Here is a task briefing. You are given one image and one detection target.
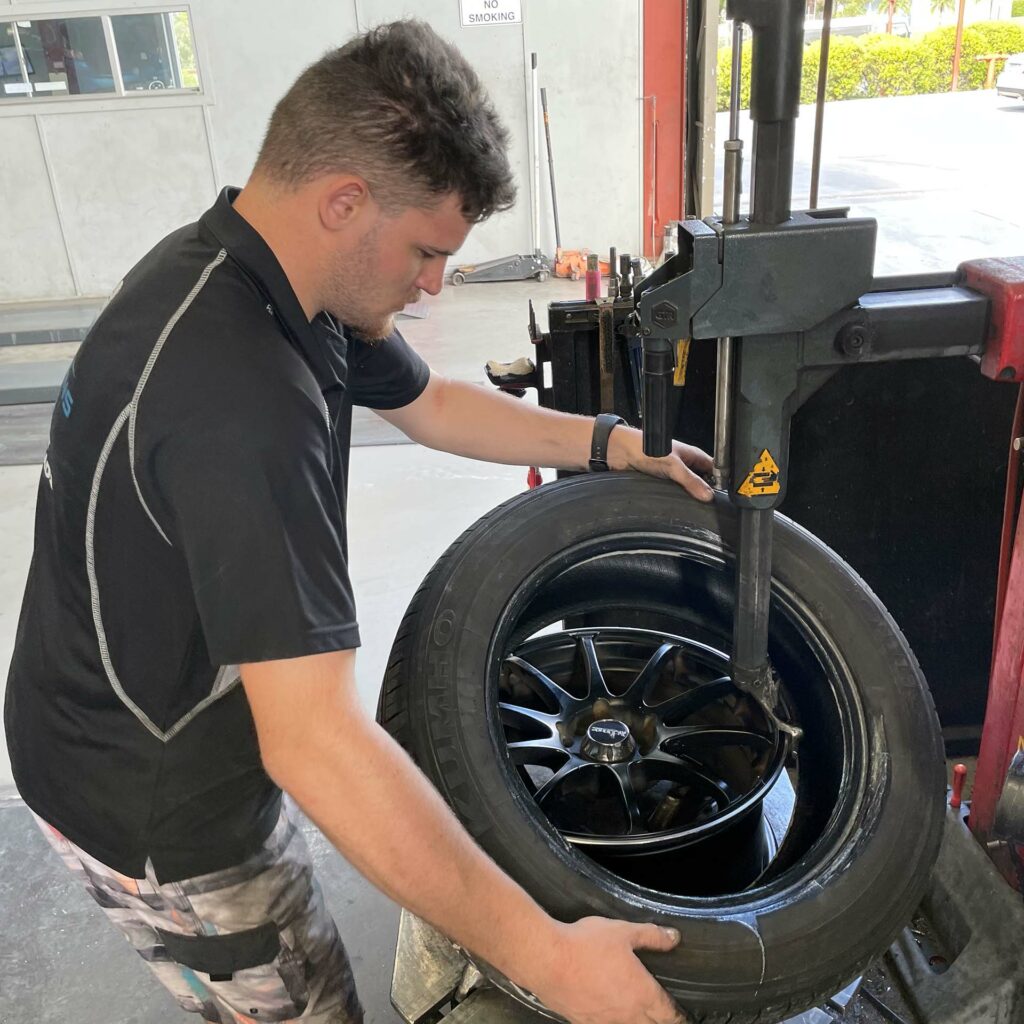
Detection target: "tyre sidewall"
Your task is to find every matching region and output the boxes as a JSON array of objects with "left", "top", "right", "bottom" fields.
[{"left": 392, "top": 476, "right": 945, "bottom": 1012}]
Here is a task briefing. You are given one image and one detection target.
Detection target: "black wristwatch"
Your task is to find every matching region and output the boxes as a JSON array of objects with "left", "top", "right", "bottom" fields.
[{"left": 589, "top": 413, "right": 626, "bottom": 472}]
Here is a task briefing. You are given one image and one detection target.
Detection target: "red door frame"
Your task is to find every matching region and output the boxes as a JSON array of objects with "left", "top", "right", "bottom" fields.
[{"left": 642, "top": 0, "right": 687, "bottom": 260}]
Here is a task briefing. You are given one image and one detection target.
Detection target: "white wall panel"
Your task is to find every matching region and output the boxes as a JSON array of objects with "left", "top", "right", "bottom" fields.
[
  {"left": 2, "top": 0, "right": 641, "bottom": 301},
  {"left": 40, "top": 105, "right": 215, "bottom": 294},
  {"left": 0, "top": 115, "right": 76, "bottom": 300},
  {"left": 198, "top": 0, "right": 360, "bottom": 189},
  {"left": 524, "top": 0, "right": 642, "bottom": 258}
]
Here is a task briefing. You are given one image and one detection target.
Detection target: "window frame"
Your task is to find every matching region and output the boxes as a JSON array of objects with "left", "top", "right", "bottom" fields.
[{"left": 0, "top": 4, "right": 205, "bottom": 110}]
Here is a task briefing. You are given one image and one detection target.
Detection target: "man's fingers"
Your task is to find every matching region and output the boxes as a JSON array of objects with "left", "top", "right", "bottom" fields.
[
  {"left": 643, "top": 984, "right": 690, "bottom": 1024},
  {"left": 674, "top": 441, "right": 713, "bottom": 473},
  {"left": 629, "top": 923, "right": 681, "bottom": 952},
  {"left": 669, "top": 460, "right": 714, "bottom": 502},
  {"left": 647, "top": 1003, "right": 689, "bottom": 1024}
]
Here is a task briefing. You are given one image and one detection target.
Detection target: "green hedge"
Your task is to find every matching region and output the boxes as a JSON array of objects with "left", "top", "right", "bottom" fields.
[
  {"left": 1012, "top": 0, "right": 1024, "bottom": 17},
  {"left": 717, "top": 20, "right": 1024, "bottom": 110}
]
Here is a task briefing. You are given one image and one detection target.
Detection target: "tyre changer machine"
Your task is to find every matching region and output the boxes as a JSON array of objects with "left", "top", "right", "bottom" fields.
[{"left": 391, "top": 0, "right": 1024, "bottom": 1019}]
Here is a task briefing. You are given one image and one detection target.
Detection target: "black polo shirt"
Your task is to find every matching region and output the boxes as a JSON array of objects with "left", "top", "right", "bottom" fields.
[{"left": 4, "top": 187, "right": 430, "bottom": 881}]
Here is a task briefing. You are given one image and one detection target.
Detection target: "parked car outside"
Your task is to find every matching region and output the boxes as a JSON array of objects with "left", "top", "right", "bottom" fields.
[{"left": 996, "top": 53, "right": 1024, "bottom": 100}]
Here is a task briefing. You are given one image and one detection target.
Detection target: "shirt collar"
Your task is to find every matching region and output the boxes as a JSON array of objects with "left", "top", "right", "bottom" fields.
[{"left": 200, "top": 186, "right": 344, "bottom": 392}]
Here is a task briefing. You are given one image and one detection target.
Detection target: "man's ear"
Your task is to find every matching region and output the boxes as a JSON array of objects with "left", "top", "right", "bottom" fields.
[{"left": 319, "top": 176, "right": 372, "bottom": 232}]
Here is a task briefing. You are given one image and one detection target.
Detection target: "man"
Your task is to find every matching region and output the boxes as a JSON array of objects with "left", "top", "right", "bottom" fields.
[{"left": 5, "top": 20, "right": 713, "bottom": 1024}]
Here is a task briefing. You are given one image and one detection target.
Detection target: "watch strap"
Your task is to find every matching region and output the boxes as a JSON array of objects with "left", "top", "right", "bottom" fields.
[{"left": 589, "top": 413, "right": 626, "bottom": 472}]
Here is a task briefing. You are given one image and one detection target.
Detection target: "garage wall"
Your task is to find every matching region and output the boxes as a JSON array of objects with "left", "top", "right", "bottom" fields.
[
  {"left": 0, "top": 115, "right": 76, "bottom": 300},
  {"left": 198, "top": 0, "right": 359, "bottom": 190},
  {"left": 0, "top": 0, "right": 642, "bottom": 304},
  {"left": 40, "top": 106, "right": 216, "bottom": 294}
]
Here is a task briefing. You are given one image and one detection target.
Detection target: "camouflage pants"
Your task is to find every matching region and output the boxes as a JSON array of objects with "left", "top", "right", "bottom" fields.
[{"left": 33, "top": 798, "right": 363, "bottom": 1023}]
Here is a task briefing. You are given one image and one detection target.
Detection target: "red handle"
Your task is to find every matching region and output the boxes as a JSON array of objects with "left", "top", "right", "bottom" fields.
[{"left": 951, "top": 763, "right": 968, "bottom": 809}]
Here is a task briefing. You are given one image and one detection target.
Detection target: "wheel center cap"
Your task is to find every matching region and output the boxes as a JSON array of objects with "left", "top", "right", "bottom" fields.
[{"left": 582, "top": 719, "right": 635, "bottom": 763}]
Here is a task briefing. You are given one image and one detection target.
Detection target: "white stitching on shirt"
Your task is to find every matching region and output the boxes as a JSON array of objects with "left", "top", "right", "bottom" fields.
[
  {"left": 87, "top": 405, "right": 167, "bottom": 741},
  {"left": 127, "top": 249, "right": 228, "bottom": 547},
  {"left": 88, "top": 418, "right": 243, "bottom": 742},
  {"left": 162, "top": 665, "right": 240, "bottom": 741},
  {"left": 88, "top": 249, "right": 246, "bottom": 742}
]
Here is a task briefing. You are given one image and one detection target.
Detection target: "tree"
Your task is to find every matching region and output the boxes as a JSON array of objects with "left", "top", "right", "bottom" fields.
[{"left": 172, "top": 12, "right": 198, "bottom": 89}]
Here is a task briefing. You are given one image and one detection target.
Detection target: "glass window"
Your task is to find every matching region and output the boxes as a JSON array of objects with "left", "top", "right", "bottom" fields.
[
  {"left": 1, "top": 22, "right": 31, "bottom": 101},
  {"left": 0, "top": 11, "right": 201, "bottom": 103},
  {"left": 111, "top": 11, "right": 199, "bottom": 92},
  {"left": 17, "top": 17, "right": 115, "bottom": 96}
]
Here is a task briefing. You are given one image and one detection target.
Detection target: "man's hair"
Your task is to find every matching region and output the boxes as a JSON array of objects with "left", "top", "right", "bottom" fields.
[{"left": 255, "top": 20, "right": 516, "bottom": 222}]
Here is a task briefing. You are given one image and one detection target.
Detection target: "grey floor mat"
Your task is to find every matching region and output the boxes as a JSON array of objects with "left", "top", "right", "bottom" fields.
[
  {"left": 0, "top": 403, "right": 410, "bottom": 467},
  {"left": 0, "top": 405, "right": 52, "bottom": 467}
]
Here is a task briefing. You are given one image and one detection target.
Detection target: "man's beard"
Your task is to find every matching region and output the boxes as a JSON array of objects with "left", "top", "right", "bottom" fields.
[
  {"left": 349, "top": 316, "right": 395, "bottom": 345},
  {"left": 322, "top": 226, "right": 397, "bottom": 342}
]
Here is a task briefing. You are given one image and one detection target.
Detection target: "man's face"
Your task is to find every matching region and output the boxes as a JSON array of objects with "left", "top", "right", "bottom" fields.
[{"left": 322, "top": 192, "right": 472, "bottom": 340}]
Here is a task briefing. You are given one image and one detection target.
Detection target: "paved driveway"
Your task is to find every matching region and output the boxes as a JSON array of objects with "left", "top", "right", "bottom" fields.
[{"left": 715, "top": 89, "right": 1024, "bottom": 273}]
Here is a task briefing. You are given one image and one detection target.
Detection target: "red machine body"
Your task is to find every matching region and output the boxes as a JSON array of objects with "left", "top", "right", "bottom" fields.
[
  {"left": 962, "top": 257, "right": 1024, "bottom": 886},
  {"left": 960, "top": 256, "right": 1024, "bottom": 383},
  {"left": 970, "top": 387, "right": 1024, "bottom": 844}
]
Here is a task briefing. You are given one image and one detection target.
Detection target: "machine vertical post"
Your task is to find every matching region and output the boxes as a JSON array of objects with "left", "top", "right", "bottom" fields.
[{"left": 723, "top": 0, "right": 806, "bottom": 702}]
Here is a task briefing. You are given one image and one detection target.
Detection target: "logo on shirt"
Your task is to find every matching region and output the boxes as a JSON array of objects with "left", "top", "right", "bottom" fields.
[{"left": 59, "top": 359, "right": 77, "bottom": 419}]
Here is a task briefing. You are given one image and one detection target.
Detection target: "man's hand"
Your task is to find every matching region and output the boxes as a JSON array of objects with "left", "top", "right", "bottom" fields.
[
  {"left": 529, "top": 918, "right": 688, "bottom": 1024},
  {"left": 608, "top": 425, "right": 714, "bottom": 502},
  {"left": 243, "top": 652, "right": 688, "bottom": 1024}
]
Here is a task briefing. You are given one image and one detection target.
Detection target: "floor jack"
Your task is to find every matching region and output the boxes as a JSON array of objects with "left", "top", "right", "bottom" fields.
[
  {"left": 450, "top": 53, "right": 552, "bottom": 287},
  {"left": 394, "top": 0, "right": 1024, "bottom": 1018}
]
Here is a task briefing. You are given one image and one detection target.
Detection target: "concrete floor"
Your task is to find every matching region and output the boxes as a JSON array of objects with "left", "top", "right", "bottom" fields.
[
  {"left": 0, "top": 803, "right": 406, "bottom": 1024},
  {"left": 1, "top": 89, "right": 1022, "bottom": 1024}
]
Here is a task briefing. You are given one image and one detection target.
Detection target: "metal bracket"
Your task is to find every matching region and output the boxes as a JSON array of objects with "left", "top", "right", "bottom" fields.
[{"left": 888, "top": 806, "right": 1024, "bottom": 1024}]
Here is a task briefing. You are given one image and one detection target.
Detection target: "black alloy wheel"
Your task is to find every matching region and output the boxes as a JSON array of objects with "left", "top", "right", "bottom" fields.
[{"left": 378, "top": 475, "right": 946, "bottom": 1024}]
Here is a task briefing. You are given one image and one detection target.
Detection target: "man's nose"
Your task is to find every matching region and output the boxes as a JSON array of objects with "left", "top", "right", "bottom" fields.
[{"left": 415, "top": 260, "right": 446, "bottom": 296}]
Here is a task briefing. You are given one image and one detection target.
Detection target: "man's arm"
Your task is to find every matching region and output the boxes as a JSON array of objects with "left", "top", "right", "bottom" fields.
[
  {"left": 376, "top": 371, "right": 714, "bottom": 502},
  {"left": 242, "top": 649, "right": 687, "bottom": 1024}
]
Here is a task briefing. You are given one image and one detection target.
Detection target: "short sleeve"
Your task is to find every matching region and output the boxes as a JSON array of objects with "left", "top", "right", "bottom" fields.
[
  {"left": 348, "top": 327, "right": 430, "bottom": 410},
  {"left": 151, "top": 386, "right": 360, "bottom": 665}
]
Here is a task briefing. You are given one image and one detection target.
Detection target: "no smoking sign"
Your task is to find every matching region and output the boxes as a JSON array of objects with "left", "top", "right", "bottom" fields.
[{"left": 460, "top": 0, "right": 522, "bottom": 27}]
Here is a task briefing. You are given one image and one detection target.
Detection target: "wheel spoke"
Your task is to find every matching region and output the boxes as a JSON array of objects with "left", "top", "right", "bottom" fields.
[
  {"left": 576, "top": 634, "right": 611, "bottom": 699},
  {"left": 604, "top": 762, "right": 646, "bottom": 832},
  {"left": 659, "top": 726, "right": 773, "bottom": 753},
  {"left": 505, "top": 656, "right": 576, "bottom": 714},
  {"left": 647, "top": 676, "right": 734, "bottom": 721},
  {"left": 623, "top": 643, "right": 679, "bottom": 705},
  {"left": 498, "top": 701, "right": 562, "bottom": 734},
  {"left": 642, "top": 748, "right": 735, "bottom": 804},
  {"left": 533, "top": 758, "right": 593, "bottom": 806},
  {"left": 506, "top": 738, "right": 569, "bottom": 766}
]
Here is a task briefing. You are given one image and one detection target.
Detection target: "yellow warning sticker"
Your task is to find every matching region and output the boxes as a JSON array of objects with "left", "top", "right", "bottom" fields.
[
  {"left": 674, "top": 339, "right": 691, "bottom": 386},
  {"left": 738, "top": 449, "right": 782, "bottom": 497}
]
